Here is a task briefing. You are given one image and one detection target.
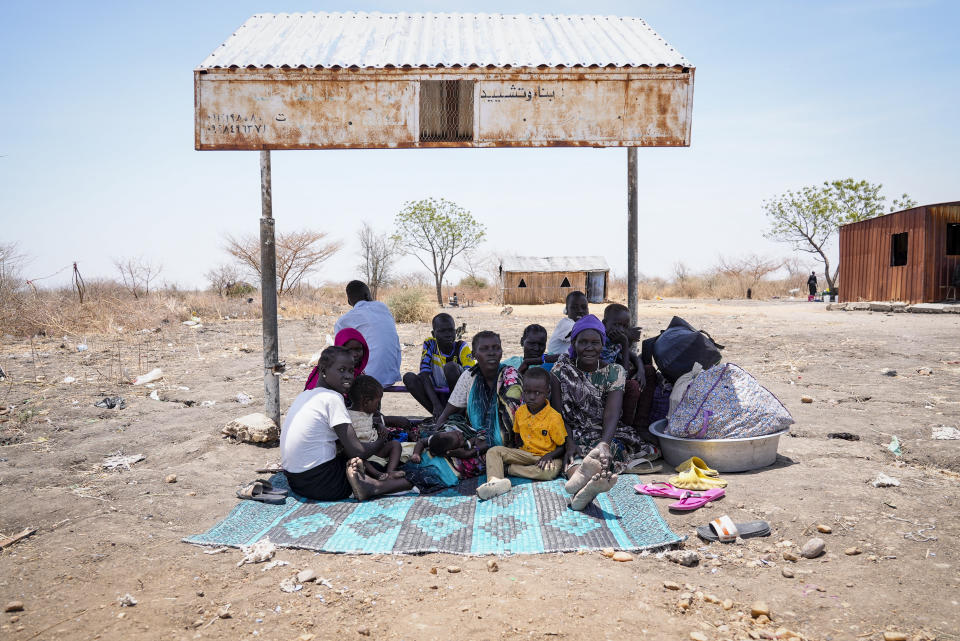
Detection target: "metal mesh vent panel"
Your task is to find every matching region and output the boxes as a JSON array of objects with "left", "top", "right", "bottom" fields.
[{"left": 419, "top": 80, "right": 474, "bottom": 142}]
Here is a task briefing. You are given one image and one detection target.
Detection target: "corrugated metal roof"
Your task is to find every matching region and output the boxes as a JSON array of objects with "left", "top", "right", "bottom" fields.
[
  {"left": 501, "top": 256, "right": 610, "bottom": 273},
  {"left": 198, "top": 12, "right": 692, "bottom": 70}
]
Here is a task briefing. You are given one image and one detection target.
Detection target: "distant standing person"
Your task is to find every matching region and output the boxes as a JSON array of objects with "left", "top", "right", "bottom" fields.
[
  {"left": 335, "top": 281, "right": 402, "bottom": 386},
  {"left": 807, "top": 272, "right": 818, "bottom": 298}
]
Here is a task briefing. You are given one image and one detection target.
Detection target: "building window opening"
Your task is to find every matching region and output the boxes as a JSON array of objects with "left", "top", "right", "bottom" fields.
[
  {"left": 890, "top": 232, "right": 909, "bottom": 266},
  {"left": 947, "top": 223, "right": 960, "bottom": 255},
  {"left": 419, "top": 80, "right": 474, "bottom": 142},
  {"left": 518, "top": 279, "right": 527, "bottom": 288},
  {"left": 560, "top": 277, "right": 571, "bottom": 287}
]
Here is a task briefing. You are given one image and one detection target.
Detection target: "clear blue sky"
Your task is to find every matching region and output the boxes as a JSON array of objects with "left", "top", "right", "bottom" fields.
[{"left": 2, "top": 0, "right": 957, "bottom": 289}]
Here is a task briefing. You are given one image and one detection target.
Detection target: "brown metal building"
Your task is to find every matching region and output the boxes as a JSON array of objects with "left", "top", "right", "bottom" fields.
[
  {"left": 501, "top": 256, "right": 609, "bottom": 305},
  {"left": 838, "top": 202, "right": 960, "bottom": 304}
]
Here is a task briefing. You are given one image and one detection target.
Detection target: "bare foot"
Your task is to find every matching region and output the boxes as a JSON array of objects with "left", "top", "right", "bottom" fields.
[
  {"left": 570, "top": 470, "right": 618, "bottom": 511},
  {"left": 387, "top": 470, "right": 406, "bottom": 479},
  {"left": 345, "top": 458, "right": 376, "bottom": 502},
  {"left": 477, "top": 477, "right": 512, "bottom": 500},
  {"left": 565, "top": 448, "right": 605, "bottom": 495}
]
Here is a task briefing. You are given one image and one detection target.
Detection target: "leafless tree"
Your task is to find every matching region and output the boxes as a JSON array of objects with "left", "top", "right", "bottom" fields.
[
  {"left": 205, "top": 263, "right": 241, "bottom": 297},
  {"left": 113, "top": 256, "right": 162, "bottom": 299},
  {"left": 672, "top": 261, "right": 692, "bottom": 296},
  {"left": 716, "top": 254, "right": 784, "bottom": 293},
  {"left": 0, "top": 242, "right": 28, "bottom": 300},
  {"left": 357, "top": 222, "right": 400, "bottom": 300},
  {"left": 224, "top": 229, "right": 342, "bottom": 297}
]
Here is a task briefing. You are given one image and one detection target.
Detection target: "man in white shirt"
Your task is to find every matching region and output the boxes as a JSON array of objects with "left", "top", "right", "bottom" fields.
[{"left": 334, "top": 281, "right": 402, "bottom": 386}]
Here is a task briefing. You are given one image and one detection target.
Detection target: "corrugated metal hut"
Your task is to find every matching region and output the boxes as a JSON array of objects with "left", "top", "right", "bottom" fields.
[
  {"left": 839, "top": 202, "right": 960, "bottom": 304},
  {"left": 195, "top": 12, "right": 694, "bottom": 150},
  {"left": 501, "top": 256, "right": 609, "bottom": 304}
]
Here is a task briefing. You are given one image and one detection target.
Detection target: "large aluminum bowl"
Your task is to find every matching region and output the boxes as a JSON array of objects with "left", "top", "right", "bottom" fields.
[{"left": 649, "top": 419, "right": 788, "bottom": 473}]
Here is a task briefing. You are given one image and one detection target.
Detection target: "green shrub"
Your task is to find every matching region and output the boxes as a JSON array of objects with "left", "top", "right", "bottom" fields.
[
  {"left": 458, "top": 275, "right": 487, "bottom": 289},
  {"left": 387, "top": 290, "right": 432, "bottom": 323},
  {"left": 226, "top": 281, "right": 257, "bottom": 298}
]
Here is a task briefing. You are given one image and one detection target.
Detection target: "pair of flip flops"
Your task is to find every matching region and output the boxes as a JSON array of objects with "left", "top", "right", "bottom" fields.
[
  {"left": 237, "top": 479, "right": 288, "bottom": 504},
  {"left": 669, "top": 456, "right": 728, "bottom": 490},
  {"left": 697, "top": 514, "right": 771, "bottom": 542},
  {"left": 634, "top": 481, "right": 725, "bottom": 511}
]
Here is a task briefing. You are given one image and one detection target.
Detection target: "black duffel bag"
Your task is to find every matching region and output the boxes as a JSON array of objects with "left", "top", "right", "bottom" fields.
[{"left": 648, "top": 316, "right": 724, "bottom": 383}]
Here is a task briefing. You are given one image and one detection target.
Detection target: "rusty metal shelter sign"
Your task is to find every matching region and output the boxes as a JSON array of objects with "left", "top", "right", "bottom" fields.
[{"left": 194, "top": 13, "right": 695, "bottom": 150}]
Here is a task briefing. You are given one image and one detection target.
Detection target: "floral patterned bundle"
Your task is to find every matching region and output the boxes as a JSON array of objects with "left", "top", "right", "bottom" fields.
[{"left": 667, "top": 363, "right": 793, "bottom": 439}]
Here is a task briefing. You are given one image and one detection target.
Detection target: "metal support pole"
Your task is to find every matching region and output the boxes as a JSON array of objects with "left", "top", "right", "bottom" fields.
[
  {"left": 627, "top": 147, "right": 639, "bottom": 327},
  {"left": 259, "top": 150, "right": 281, "bottom": 428}
]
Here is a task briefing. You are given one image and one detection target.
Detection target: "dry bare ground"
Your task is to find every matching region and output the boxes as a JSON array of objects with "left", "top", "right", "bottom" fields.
[{"left": 1, "top": 300, "right": 958, "bottom": 641}]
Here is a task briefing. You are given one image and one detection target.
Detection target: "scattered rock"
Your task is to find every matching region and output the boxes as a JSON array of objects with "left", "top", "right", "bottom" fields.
[
  {"left": 486, "top": 560, "right": 499, "bottom": 572},
  {"left": 299, "top": 634, "right": 316, "bottom": 641},
  {"left": 187, "top": 491, "right": 197, "bottom": 497},
  {"left": 880, "top": 368, "right": 897, "bottom": 377},
  {"left": 600, "top": 548, "right": 615, "bottom": 558},
  {"left": 750, "top": 601, "right": 770, "bottom": 618},
  {"left": 883, "top": 632, "right": 907, "bottom": 641},
  {"left": 9, "top": 615, "right": 19, "bottom": 622},
  {"left": 690, "top": 631, "right": 708, "bottom": 641},
  {"left": 800, "top": 396, "right": 813, "bottom": 403},
  {"left": 756, "top": 614, "right": 771, "bottom": 625},
  {"left": 665, "top": 550, "right": 701, "bottom": 567},
  {"left": 782, "top": 551, "right": 799, "bottom": 562},
  {"left": 844, "top": 547, "right": 862, "bottom": 556},
  {"left": 428, "top": 567, "right": 438, "bottom": 575},
  {"left": 297, "top": 569, "right": 317, "bottom": 583},
  {"left": 722, "top": 599, "right": 734, "bottom": 610},
  {"left": 165, "top": 474, "right": 177, "bottom": 484},
  {"left": 801, "top": 538, "right": 825, "bottom": 559},
  {"left": 816, "top": 524, "right": 832, "bottom": 534},
  {"left": 664, "top": 581, "right": 682, "bottom": 591},
  {"left": 217, "top": 605, "right": 231, "bottom": 619},
  {"left": 5, "top": 601, "right": 24, "bottom": 612},
  {"left": 781, "top": 567, "right": 795, "bottom": 578},
  {"left": 677, "top": 598, "right": 691, "bottom": 611},
  {"left": 237, "top": 538, "right": 276, "bottom": 566},
  {"left": 446, "top": 565, "right": 462, "bottom": 573},
  {"left": 916, "top": 367, "right": 933, "bottom": 376},
  {"left": 133, "top": 368, "right": 163, "bottom": 385},
  {"left": 357, "top": 627, "right": 371, "bottom": 637},
  {"left": 703, "top": 593, "right": 720, "bottom": 604},
  {"left": 871, "top": 473, "right": 900, "bottom": 488},
  {"left": 222, "top": 413, "right": 279, "bottom": 444},
  {"left": 612, "top": 551, "right": 634, "bottom": 562},
  {"left": 279, "top": 578, "right": 302, "bottom": 593},
  {"left": 118, "top": 594, "right": 137, "bottom": 607}
]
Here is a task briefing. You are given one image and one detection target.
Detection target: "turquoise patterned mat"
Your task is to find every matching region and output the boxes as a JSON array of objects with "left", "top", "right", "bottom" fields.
[{"left": 184, "top": 474, "right": 682, "bottom": 555}]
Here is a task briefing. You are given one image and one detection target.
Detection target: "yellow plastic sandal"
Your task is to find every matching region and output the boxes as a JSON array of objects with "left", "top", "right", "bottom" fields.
[
  {"left": 669, "top": 466, "right": 727, "bottom": 490},
  {"left": 674, "top": 456, "right": 719, "bottom": 477}
]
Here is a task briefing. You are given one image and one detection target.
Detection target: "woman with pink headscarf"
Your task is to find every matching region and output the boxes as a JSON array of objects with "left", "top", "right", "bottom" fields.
[{"left": 305, "top": 328, "right": 369, "bottom": 391}]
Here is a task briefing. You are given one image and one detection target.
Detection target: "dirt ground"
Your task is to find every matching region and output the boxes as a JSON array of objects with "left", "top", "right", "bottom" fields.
[{"left": 1, "top": 299, "right": 958, "bottom": 641}]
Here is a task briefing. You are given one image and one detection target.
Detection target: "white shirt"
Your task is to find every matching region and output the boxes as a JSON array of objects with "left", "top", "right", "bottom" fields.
[
  {"left": 334, "top": 300, "right": 402, "bottom": 386},
  {"left": 447, "top": 369, "right": 478, "bottom": 408},
  {"left": 547, "top": 317, "right": 575, "bottom": 355},
  {"left": 280, "top": 387, "right": 352, "bottom": 473}
]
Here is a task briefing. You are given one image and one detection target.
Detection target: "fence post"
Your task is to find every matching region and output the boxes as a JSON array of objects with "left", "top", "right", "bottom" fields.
[{"left": 259, "top": 150, "right": 281, "bottom": 428}]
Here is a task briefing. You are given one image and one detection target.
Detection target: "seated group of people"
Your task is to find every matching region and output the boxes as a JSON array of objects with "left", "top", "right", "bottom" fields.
[{"left": 280, "top": 280, "right": 657, "bottom": 512}]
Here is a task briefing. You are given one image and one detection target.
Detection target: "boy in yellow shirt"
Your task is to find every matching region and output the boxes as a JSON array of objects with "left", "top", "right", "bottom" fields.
[{"left": 477, "top": 367, "right": 567, "bottom": 500}]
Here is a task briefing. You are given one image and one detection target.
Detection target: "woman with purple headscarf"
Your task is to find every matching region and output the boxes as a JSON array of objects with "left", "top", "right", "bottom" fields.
[{"left": 549, "top": 314, "right": 647, "bottom": 509}]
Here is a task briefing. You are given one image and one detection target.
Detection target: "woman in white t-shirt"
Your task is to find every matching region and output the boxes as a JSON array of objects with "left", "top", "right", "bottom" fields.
[{"left": 281, "top": 346, "right": 412, "bottom": 501}]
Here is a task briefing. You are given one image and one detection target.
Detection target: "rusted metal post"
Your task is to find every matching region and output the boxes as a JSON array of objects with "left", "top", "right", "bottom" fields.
[
  {"left": 259, "top": 150, "right": 281, "bottom": 428},
  {"left": 627, "top": 147, "right": 639, "bottom": 326}
]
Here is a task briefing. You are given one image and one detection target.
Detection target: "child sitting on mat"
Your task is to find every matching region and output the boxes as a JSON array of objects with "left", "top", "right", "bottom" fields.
[
  {"left": 347, "top": 375, "right": 409, "bottom": 480},
  {"left": 476, "top": 367, "right": 567, "bottom": 500},
  {"left": 402, "top": 313, "right": 476, "bottom": 418},
  {"left": 502, "top": 323, "right": 553, "bottom": 374}
]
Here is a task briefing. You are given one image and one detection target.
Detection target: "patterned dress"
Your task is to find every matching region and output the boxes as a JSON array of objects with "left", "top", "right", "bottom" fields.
[{"left": 552, "top": 354, "right": 648, "bottom": 467}]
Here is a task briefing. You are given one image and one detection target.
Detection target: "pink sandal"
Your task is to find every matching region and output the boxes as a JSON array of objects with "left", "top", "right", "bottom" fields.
[
  {"left": 634, "top": 482, "right": 686, "bottom": 498},
  {"left": 635, "top": 482, "right": 725, "bottom": 511},
  {"left": 667, "top": 488, "right": 725, "bottom": 511}
]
